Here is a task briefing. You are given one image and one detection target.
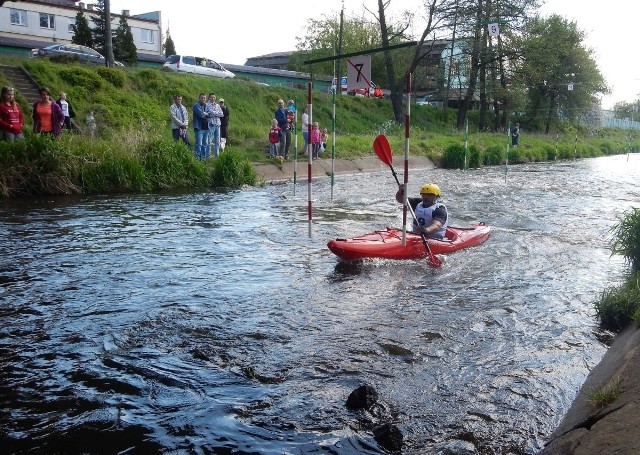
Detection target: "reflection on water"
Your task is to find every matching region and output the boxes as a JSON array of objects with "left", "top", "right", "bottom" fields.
[{"left": 1, "top": 155, "right": 639, "bottom": 454}]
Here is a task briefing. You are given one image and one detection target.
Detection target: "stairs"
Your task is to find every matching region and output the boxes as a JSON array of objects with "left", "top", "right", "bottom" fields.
[
  {"left": 0, "top": 64, "right": 82, "bottom": 133},
  {"left": 0, "top": 64, "right": 41, "bottom": 104}
]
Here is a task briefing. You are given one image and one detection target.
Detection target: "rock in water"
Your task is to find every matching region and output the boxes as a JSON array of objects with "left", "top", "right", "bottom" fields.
[
  {"left": 373, "top": 423, "right": 403, "bottom": 453},
  {"left": 346, "top": 384, "right": 379, "bottom": 409}
]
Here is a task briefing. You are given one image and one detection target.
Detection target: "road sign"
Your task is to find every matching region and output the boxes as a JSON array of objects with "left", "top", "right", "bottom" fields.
[{"left": 346, "top": 55, "right": 372, "bottom": 91}]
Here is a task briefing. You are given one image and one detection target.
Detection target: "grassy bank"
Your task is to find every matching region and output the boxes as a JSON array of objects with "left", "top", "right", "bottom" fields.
[{"left": 1, "top": 57, "right": 639, "bottom": 197}]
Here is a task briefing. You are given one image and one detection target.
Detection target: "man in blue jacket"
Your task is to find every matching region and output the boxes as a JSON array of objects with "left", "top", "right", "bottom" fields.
[{"left": 192, "top": 93, "right": 210, "bottom": 160}]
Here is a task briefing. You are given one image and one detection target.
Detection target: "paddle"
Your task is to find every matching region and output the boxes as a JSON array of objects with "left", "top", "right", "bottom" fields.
[{"left": 373, "top": 134, "right": 442, "bottom": 267}]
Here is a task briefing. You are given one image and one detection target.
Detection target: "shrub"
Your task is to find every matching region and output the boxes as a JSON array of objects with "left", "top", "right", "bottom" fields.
[
  {"left": 483, "top": 145, "right": 503, "bottom": 165},
  {"left": 58, "top": 67, "right": 104, "bottom": 89},
  {"left": 441, "top": 143, "right": 465, "bottom": 169},
  {"left": 542, "top": 145, "right": 557, "bottom": 161},
  {"left": 468, "top": 144, "right": 481, "bottom": 168},
  {"left": 139, "top": 138, "right": 209, "bottom": 189},
  {"left": 96, "top": 67, "right": 126, "bottom": 88},
  {"left": 212, "top": 149, "right": 257, "bottom": 187}
]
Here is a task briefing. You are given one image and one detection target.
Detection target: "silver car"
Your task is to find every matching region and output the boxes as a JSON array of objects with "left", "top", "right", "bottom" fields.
[
  {"left": 163, "top": 55, "right": 235, "bottom": 79},
  {"left": 30, "top": 43, "right": 124, "bottom": 67}
]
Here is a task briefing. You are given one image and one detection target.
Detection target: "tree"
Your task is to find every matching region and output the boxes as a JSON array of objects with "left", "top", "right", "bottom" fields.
[
  {"left": 90, "top": 0, "right": 108, "bottom": 56},
  {"left": 71, "top": 10, "right": 93, "bottom": 47},
  {"left": 90, "top": 0, "right": 115, "bottom": 66},
  {"left": 520, "top": 14, "right": 608, "bottom": 133},
  {"left": 292, "top": 12, "right": 383, "bottom": 78},
  {"left": 113, "top": 14, "right": 137, "bottom": 65},
  {"left": 163, "top": 29, "right": 176, "bottom": 57}
]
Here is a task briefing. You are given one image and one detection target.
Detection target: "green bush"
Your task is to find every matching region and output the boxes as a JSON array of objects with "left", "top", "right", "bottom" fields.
[
  {"left": 468, "top": 144, "right": 481, "bottom": 168},
  {"left": 58, "top": 67, "right": 104, "bottom": 89},
  {"left": 212, "top": 149, "right": 257, "bottom": 187},
  {"left": 542, "top": 145, "right": 557, "bottom": 161},
  {"left": 483, "top": 145, "right": 503, "bottom": 165},
  {"left": 96, "top": 67, "right": 126, "bottom": 88},
  {"left": 441, "top": 143, "right": 465, "bottom": 169}
]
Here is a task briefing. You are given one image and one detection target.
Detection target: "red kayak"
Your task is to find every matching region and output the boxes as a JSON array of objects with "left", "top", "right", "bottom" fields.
[{"left": 327, "top": 223, "right": 491, "bottom": 261}]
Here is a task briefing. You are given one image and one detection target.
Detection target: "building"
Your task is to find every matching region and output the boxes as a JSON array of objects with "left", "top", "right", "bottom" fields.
[
  {"left": 0, "top": 0, "right": 164, "bottom": 66},
  {"left": 244, "top": 51, "right": 293, "bottom": 71}
]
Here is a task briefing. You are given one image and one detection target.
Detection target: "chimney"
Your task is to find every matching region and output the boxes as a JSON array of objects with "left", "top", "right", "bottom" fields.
[
  {"left": 78, "top": 2, "right": 85, "bottom": 9},
  {"left": 122, "top": 10, "right": 129, "bottom": 16}
]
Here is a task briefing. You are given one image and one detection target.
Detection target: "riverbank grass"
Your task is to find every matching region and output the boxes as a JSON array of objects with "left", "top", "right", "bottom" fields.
[
  {"left": 595, "top": 208, "right": 640, "bottom": 332},
  {"left": 587, "top": 378, "right": 623, "bottom": 408}
]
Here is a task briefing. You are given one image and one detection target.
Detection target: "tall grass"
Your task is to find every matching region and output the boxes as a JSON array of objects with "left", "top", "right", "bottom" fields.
[{"left": 594, "top": 208, "right": 640, "bottom": 331}]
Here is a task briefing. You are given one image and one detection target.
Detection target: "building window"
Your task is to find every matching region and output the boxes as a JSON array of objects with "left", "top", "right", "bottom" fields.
[
  {"left": 68, "top": 21, "right": 75, "bottom": 33},
  {"left": 10, "top": 9, "right": 27, "bottom": 26},
  {"left": 40, "top": 13, "right": 55, "bottom": 30},
  {"left": 141, "top": 29, "right": 154, "bottom": 44}
]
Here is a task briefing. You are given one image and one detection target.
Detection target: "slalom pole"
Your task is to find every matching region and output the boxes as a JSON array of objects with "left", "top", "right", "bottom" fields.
[
  {"left": 505, "top": 121, "right": 510, "bottom": 183},
  {"left": 307, "top": 79, "right": 313, "bottom": 237},
  {"left": 402, "top": 72, "right": 412, "bottom": 245},
  {"left": 464, "top": 117, "right": 469, "bottom": 170},
  {"left": 330, "top": 83, "right": 336, "bottom": 201},
  {"left": 293, "top": 98, "right": 298, "bottom": 196},
  {"left": 574, "top": 132, "right": 577, "bottom": 160},
  {"left": 555, "top": 133, "right": 559, "bottom": 161}
]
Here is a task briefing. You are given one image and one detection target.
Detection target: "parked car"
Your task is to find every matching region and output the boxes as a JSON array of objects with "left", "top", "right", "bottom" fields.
[
  {"left": 163, "top": 55, "right": 235, "bottom": 79},
  {"left": 415, "top": 95, "right": 430, "bottom": 106},
  {"left": 30, "top": 43, "right": 124, "bottom": 66}
]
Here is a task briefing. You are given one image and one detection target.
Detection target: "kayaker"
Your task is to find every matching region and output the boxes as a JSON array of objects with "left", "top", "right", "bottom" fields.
[{"left": 396, "top": 183, "right": 448, "bottom": 239}]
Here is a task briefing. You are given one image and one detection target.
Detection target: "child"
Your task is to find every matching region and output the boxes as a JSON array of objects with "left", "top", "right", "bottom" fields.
[
  {"left": 268, "top": 119, "right": 281, "bottom": 158},
  {"left": 86, "top": 110, "right": 96, "bottom": 139},
  {"left": 320, "top": 127, "right": 328, "bottom": 154},
  {"left": 311, "top": 122, "right": 321, "bottom": 159}
]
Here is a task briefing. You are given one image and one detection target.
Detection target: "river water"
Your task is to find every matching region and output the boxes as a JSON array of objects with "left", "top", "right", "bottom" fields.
[{"left": 1, "top": 154, "right": 639, "bottom": 454}]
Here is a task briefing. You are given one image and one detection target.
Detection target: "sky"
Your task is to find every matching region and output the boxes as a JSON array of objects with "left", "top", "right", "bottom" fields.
[{"left": 111, "top": 0, "right": 638, "bottom": 109}]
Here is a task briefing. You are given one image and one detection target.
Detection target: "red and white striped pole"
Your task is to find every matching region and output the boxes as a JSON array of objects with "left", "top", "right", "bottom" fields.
[
  {"left": 402, "top": 73, "right": 412, "bottom": 245},
  {"left": 307, "top": 79, "right": 313, "bottom": 237}
]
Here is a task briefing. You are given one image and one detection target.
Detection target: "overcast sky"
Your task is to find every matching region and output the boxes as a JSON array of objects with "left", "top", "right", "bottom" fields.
[{"left": 111, "top": 0, "right": 638, "bottom": 109}]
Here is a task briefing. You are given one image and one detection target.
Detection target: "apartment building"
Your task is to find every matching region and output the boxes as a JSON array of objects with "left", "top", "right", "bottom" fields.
[{"left": 0, "top": 0, "right": 164, "bottom": 65}]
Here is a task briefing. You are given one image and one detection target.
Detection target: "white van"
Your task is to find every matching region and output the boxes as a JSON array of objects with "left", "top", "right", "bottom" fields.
[{"left": 163, "top": 55, "right": 235, "bottom": 79}]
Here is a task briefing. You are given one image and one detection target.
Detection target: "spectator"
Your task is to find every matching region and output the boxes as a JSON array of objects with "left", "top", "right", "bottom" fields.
[
  {"left": 56, "top": 92, "right": 76, "bottom": 131},
  {"left": 0, "top": 86, "right": 24, "bottom": 142},
  {"left": 511, "top": 123, "right": 520, "bottom": 147},
  {"left": 32, "top": 86, "right": 64, "bottom": 137},
  {"left": 268, "top": 119, "right": 281, "bottom": 159},
  {"left": 321, "top": 127, "right": 328, "bottom": 154},
  {"left": 192, "top": 93, "right": 210, "bottom": 160},
  {"left": 219, "top": 98, "right": 230, "bottom": 150},
  {"left": 274, "top": 99, "right": 288, "bottom": 157},
  {"left": 301, "top": 105, "right": 309, "bottom": 155},
  {"left": 311, "top": 122, "right": 322, "bottom": 159},
  {"left": 206, "top": 93, "right": 224, "bottom": 158},
  {"left": 86, "top": 110, "right": 97, "bottom": 139},
  {"left": 169, "top": 94, "right": 190, "bottom": 146},
  {"left": 284, "top": 99, "right": 296, "bottom": 158}
]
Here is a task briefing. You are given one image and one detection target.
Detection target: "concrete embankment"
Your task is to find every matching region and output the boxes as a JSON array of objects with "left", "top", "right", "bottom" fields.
[
  {"left": 540, "top": 325, "right": 640, "bottom": 454},
  {"left": 252, "top": 155, "right": 436, "bottom": 183}
]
